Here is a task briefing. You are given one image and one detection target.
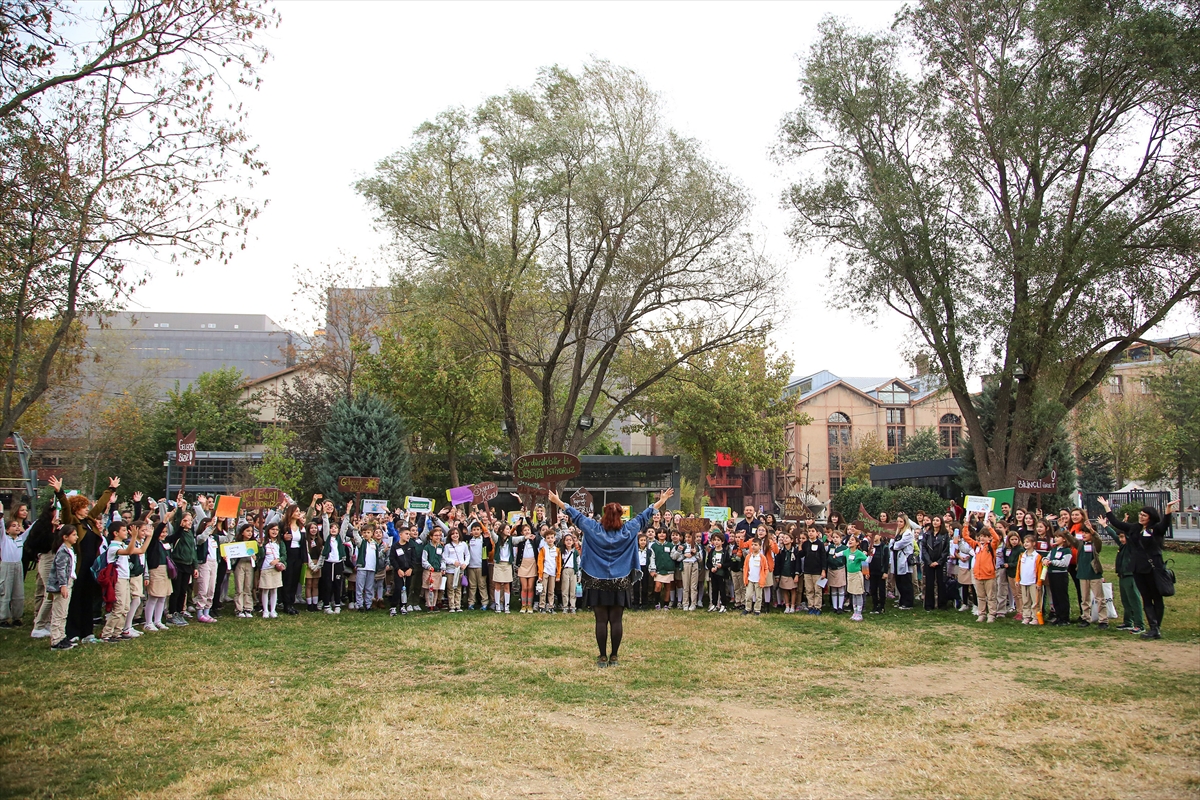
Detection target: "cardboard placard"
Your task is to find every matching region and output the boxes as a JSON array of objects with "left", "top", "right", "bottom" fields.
[
  {"left": 621, "top": 505, "right": 631, "bottom": 521},
  {"left": 570, "top": 488, "right": 594, "bottom": 514},
  {"left": 219, "top": 541, "right": 260, "bottom": 560},
  {"left": 678, "top": 518, "right": 710, "bottom": 534},
  {"left": 337, "top": 476, "right": 381, "bottom": 494},
  {"left": 236, "top": 487, "right": 283, "bottom": 511},
  {"left": 405, "top": 496, "right": 434, "bottom": 514},
  {"left": 446, "top": 485, "right": 475, "bottom": 505},
  {"left": 176, "top": 428, "right": 198, "bottom": 466},
  {"left": 214, "top": 495, "right": 241, "bottom": 519},
  {"left": 361, "top": 499, "right": 388, "bottom": 515},
  {"left": 472, "top": 482, "right": 499, "bottom": 503},
  {"left": 507, "top": 511, "right": 525, "bottom": 526},
  {"left": 1016, "top": 470, "right": 1058, "bottom": 493},
  {"left": 702, "top": 506, "right": 731, "bottom": 522},
  {"left": 964, "top": 495, "right": 996, "bottom": 514}
]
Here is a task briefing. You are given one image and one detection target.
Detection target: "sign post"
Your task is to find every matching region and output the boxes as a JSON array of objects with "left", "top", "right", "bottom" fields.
[{"left": 1016, "top": 470, "right": 1059, "bottom": 512}]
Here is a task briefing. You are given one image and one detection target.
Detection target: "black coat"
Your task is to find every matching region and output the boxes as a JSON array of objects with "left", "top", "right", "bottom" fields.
[
  {"left": 1105, "top": 511, "right": 1171, "bottom": 574},
  {"left": 921, "top": 529, "right": 949, "bottom": 567}
]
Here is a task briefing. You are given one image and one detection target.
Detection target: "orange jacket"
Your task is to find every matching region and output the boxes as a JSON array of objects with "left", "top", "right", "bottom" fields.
[
  {"left": 739, "top": 537, "right": 779, "bottom": 574},
  {"left": 1016, "top": 550, "right": 1044, "bottom": 587},
  {"left": 742, "top": 548, "right": 771, "bottom": 586},
  {"left": 962, "top": 528, "right": 1001, "bottom": 581},
  {"left": 536, "top": 545, "right": 561, "bottom": 577}
]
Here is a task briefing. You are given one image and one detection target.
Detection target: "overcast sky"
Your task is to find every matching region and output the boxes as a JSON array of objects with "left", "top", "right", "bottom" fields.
[{"left": 131, "top": 1, "right": 946, "bottom": 380}]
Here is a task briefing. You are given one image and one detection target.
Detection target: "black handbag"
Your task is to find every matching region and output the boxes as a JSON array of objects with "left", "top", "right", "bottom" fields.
[{"left": 1153, "top": 559, "right": 1176, "bottom": 597}]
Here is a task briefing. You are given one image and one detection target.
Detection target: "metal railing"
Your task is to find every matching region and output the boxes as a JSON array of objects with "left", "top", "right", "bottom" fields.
[{"left": 1083, "top": 490, "right": 1175, "bottom": 537}]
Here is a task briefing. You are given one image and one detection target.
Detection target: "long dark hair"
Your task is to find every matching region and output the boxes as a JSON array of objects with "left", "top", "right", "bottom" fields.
[{"left": 52, "top": 524, "right": 77, "bottom": 551}]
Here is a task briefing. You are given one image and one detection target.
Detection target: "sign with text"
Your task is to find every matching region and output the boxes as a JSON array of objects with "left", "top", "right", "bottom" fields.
[
  {"left": 214, "top": 495, "right": 241, "bottom": 519},
  {"left": 405, "top": 496, "right": 434, "bottom": 514},
  {"left": 219, "top": 540, "right": 260, "bottom": 560},
  {"left": 621, "top": 505, "right": 631, "bottom": 521},
  {"left": 678, "top": 518, "right": 710, "bottom": 535},
  {"left": 513, "top": 452, "right": 582, "bottom": 485},
  {"left": 1016, "top": 471, "right": 1058, "bottom": 494},
  {"left": 784, "top": 496, "right": 807, "bottom": 519},
  {"left": 361, "top": 499, "right": 388, "bottom": 515},
  {"left": 964, "top": 495, "right": 996, "bottom": 514},
  {"left": 472, "top": 482, "right": 499, "bottom": 503},
  {"left": 507, "top": 511, "right": 525, "bottom": 526},
  {"left": 236, "top": 487, "right": 283, "bottom": 511},
  {"left": 570, "top": 488, "right": 594, "bottom": 514},
  {"left": 175, "top": 429, "right": 198, "bottom": 466},
  {"left": 337, "top": 476, "right": 380, "bottom": 494},
  {"left": 702, "top": 506, "right": 731, "bottom": 522}
]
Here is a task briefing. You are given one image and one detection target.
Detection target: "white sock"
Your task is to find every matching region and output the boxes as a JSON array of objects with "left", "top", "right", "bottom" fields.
[{"left": 504, "top": 591, "right": 510, "bottom": 611}]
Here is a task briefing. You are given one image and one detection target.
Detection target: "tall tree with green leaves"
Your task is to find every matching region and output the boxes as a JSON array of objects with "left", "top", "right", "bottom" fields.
[
  {"left": 361, "top": 312, "right": 502, "bottom": 488},
  {"left": 1145, "top": 358, "right": 1200, "bottom": 501},
  {"left": 357, "top": 60, "right": 778, "bottom": 464},
  {"left": 251, "top": 426, "right": 303, "bottom": 498},
  {"left": 316, "top": 394, "right": 411, "bottom": 506},
  {"left": 1075, "top": 392, "right": 1161, "bottom": 488},
  {"left": 630, "top": 338, "right": 806, "bottom": 514},
  {"left": 780, "top": 1, "right": 1200, "bottom": 496},
  {"left": 150, "top": 367, "right": 261, "bottom": 459},
  {"left": 898, "top": 427, "right": 944, "bottom": 463}
]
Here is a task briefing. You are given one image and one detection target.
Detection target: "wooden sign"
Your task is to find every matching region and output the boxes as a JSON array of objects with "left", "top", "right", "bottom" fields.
[
  {"left": 236, "top": 487, "right": 283, "bottom": 510},
  {"left": 214, "top": 495, "right": 241, "bottom": 519},
  {"left": 784, "top": 496, "right": 806, "bottom": 519},
  {"left": 513, "top": 452, "right": 582, "bottom": 485},
  {"left": 337, "top": 476, "right": 380, "bottom": 494},
  {"left": 570, "top": 488, "right": 594, "bottom": 514},
  {"left": 1016, "top": 470, "right": 1058, "bottom": 493},
  {"left": 516, "top": 479, "right": 549, "bottom": 496},
  {"left": 176, "top": 429, "right": 198, "bottom": 466},
  {"left": 678, "top": 518, "right": 710, "bottom": 535},
  {"left": 472, "top": 481, "right": 499, "bottom": 503}
]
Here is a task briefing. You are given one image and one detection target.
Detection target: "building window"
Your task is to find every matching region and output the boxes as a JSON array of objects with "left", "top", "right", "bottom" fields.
[
  {"left": 939, "top": 413, "right": 962, "bottom": 458},
  {"left": 1108, "top": 375, "right": 1122, "bottom": 394},
  {"left": 887, "top": 426, "right": 906, "bottom": 452},
  {"left": 877, "top": 382, "right": 909, "bottom": 403},
  {"left": 829, "top": 476, "right": 843, "bottom": 495},
  {"left": 885, "top": 408, "right": 905, "bottom": 424},
  {"left": 1140, "top": 378, "right": 1150, "bottom": 394},
  {"left": 827, "top": 412, "right": 851, "bottom": 485}
]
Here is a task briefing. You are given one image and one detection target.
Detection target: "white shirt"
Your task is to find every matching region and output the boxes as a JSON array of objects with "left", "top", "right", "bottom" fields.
[
  {"left": 443, "top": 541, "right": 469, "bottom": 572},
  {"left": 108, "top": 541, "right": 130, "bottom": 579},
  {"left": 522, "top": 540, "right": 535, "bottom": 559},
  {"left": 542, "top": 545, "right": 559, "bottom": 577},
  {"left": 363, "top": 543, "right": 377, "bottom": 572},
  {"left": 748, "top": 553, "right": 762, "bottom": 583},
  {"left": 262, "top": 541, "right": 281, "bottom": 573},
  {"left": 288, "top": 525, "right": 302, "bottom": 549},
  {"left": 468, "top": 536, "right": 484, "bottom": 569},
  {"left": 1019, "top": 551, "right": 1039, "bottom": 585},
  {"left": 0, "top": 530, "right": 29, "bottom": 563}
]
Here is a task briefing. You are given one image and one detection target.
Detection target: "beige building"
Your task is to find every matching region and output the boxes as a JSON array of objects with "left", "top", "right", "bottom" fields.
[
  {"left": 1101, "top": 334, "right": 1198, "bottom": 401},
  {"left": 782, "top": 371, "right": 964, "bottom": 503}
]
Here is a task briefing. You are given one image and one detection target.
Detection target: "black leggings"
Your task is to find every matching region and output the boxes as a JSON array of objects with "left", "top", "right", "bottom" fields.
[
  {"left": 1134, "top": 570, "right": 1164, "bottom": 630},
  {"left": 169, "top": 568, "right": 193, "bottom": 614},
  {"left": 593, "top": 605, "right": 624, "bottom": 659},
  {"left": 870, "top": 574, "right": 887, "bottom": 611},
  {"left": 1048, "top": 572, "right": 1071, "bottom": 624}
]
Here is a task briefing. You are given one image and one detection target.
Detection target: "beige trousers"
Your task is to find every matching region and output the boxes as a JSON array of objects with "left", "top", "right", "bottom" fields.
[
  {"left": 560, "top": 568, "right": 577, "bottom": 611},
  {"left": 682, "top": 561, "right": 700, "bottom": 608},
  {"left": 50, "top": 580, "right": 73, "bottom": 644},
  {"left": 1080, "top": 577, "right": 1104, "bottom": 623},
  {"left": 975, "top": 577, "right": 997, "bottom": 620},
  {"left": 234, "top": 560, "right": 256, "bottom": 613},
  {"left": 540, "top": 573, "right": 557, "bottom": 609},
  {"left": 1020, "top": 584, "right": 1039, "bottom": 621},
  {"left": 467, "top": 567, "right": 487, "bottom": 607},
  {"left": 745, "top": 582, "right": 762, "bottom": 613}
]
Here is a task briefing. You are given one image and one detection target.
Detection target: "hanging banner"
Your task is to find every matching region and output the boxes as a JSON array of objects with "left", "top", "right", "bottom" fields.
[{"left": 1016, "top": 471, "right": 1058, "bottom": 493}]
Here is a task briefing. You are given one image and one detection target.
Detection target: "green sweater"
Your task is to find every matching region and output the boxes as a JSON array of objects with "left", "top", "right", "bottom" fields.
[
  {"left": 827, "top": 545, "right": 848, "bottom": 571},
  {"left": 846, "top": 549, "right": 868, "bottom": 574},
  {"left": 650, "top": 541, "right": 675, "bottom": 574},
  {"left": 1076, "top": 541, "right": 1103, "bottom": 580}
]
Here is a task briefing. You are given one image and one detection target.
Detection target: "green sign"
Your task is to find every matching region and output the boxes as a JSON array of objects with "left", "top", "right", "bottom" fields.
[
  {"left": 405, "top": 496, "right": 434, "bottom": 514},
  {"left": 702, "top": 506, "right": 731, "bottom": 522}
]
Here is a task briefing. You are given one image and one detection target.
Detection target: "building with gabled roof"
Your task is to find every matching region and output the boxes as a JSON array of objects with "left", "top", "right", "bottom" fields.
[{"left": 782, "top": 370, "right": 965, "bottom": 503}]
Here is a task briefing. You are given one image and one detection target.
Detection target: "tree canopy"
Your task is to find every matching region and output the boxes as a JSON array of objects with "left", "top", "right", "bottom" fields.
[{"left": 781, "top": 0, "right": 1200, "bottom": 495}]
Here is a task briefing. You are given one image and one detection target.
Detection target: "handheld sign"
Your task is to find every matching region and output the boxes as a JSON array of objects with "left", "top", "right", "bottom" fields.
[
  {"left": 175, "top": 428, "right": 198, "bottom": 466},
  {"left": 569, "top": 488, "right": 594, "bottom": 514},
  {"left": 236, "top": 487, "right": 283, "bottom": 511},
  {"left": 214, "top": 495, "right": 241, "bottom": 519},
  {"left": 679, "top": 518, "right": 709, "bottom": 534},
  {"left": 1016, "top": 470, "right": 1058, "bottom": 493},
  {"left": 507, "top": 511, "right": 525, "bottom": 526},
  {"left": 621, "top": 505, "right": 631, "bottom": 521},
  {"left": 337, "top": 476, "right": 381, "bottom": 494},
  {"left": 702, "top": 506, "right": 731, "bottom": 522},
  {"left": 472, "top": 482, "right": 499, "bottom": 503},
  {"left": 405, "top": 496, "right": 434, "bottom": 514},
  {"left": 219, "top": 540, "right": 260, "bottom": 560},
  {"left": 361, "top": 499, "right": 388, "bottom": 515},
  {"left": 446, "top": 485, "right": 475, "bottom": 505},
  {"left": 964, "top": 495, "right": 996, "bottom": 514}
]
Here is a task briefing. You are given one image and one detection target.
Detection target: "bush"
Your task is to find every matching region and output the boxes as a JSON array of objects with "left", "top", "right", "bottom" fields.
[
  {"left": 832, "top": 483, "right": 949, "bottom": 523},
  {"left": 1117, "top": 501, "right": 1143, "bottom": 523}
]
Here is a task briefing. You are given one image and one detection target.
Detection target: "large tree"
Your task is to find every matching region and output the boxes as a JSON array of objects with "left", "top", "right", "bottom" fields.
[
  {"left": 629, "top": 337, "right": 806, "bottom": 514},
  {"left": 0, "top": 0, "right": 275, "bottom": 445},
  {"left": 1075, "top": 391, "right": 1160, "bottom": 488},
  {"left": 316, "top": 394, "right": 411, "bottom": 506},
  {"left": 1145, "top": 357, "right": 1200, "bottom": 501},
  {"left": 781, "top": 1, "right": 1200, "bottom": 497},
  {"left": 357, "top": 60, "right": 778, "bottom": 463},
  {"left": 361, "top": 308, "right": 503, "bottom": 488}
]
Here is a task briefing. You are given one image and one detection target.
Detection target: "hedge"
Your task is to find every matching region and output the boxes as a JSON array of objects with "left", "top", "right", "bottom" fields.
[{"left": 831, "top": 483, "right": 950, "bottom": 523}]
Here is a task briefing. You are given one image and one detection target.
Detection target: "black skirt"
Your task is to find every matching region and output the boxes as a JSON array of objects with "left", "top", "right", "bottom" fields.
[{"left": 581, "top": 570, "right": 637, "bottom": 608}]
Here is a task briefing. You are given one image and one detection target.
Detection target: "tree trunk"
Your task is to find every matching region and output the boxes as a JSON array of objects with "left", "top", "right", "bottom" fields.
[
  {"left": 697, "top": 447, "right": 711, "bottom": 516},
  {"left": 447, "top": 446, "right": 458, "bottom": 490}
]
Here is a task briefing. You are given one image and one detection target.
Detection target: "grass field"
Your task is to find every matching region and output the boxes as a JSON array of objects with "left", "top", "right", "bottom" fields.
[{"left": 1, "top": 551, "right": 1198, "bottom": 799}]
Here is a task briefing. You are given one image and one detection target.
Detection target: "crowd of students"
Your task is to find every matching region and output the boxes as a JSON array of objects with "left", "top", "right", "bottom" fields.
[{"left": 0, "top": 479, "right": 1180, "bottom": 651}]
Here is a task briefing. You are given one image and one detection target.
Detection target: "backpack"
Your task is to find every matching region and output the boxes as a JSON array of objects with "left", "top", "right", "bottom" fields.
[{"left": 96, "top": 561, "right": 118, "bottom": 611}]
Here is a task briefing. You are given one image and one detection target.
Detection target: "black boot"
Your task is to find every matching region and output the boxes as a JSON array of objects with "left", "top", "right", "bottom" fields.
[{"left": 1140, "top": 626, "right": 1161, "bottom": 640}]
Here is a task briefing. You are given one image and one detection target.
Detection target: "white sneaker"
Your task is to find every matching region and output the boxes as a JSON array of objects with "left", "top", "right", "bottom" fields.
[
  {"left": 270, "top": 611, "right": 278, "bottom": 619},
  {"left": 333, "top": 607, "right": 340, "bottom": 614},
  {"left": 262, "top": 612, "right": 270, "bottom": 619},
  {"left": 324, "top": 607, "right": 334, "bottom": 615},
  {"left": 30, "top": 628, "right": 51, "bottom": 639},
  {"left": 142, "top": 624, "right": 157, "bottom": 633},
  {"left": 125, "top": 629, "right": 142, "bottom": 638}
]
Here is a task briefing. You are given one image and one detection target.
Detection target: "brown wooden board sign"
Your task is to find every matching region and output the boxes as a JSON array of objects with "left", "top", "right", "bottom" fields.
[
  {"left": 472, "top": 481, "right": 499, "bottom": 503},
  {"left": 513, "top": 452, "right": 582, "bottom": 485},
  {"left": 678, "top": 518, "right": 710, "bottom": 535},
  {"left": 337, "top": 476, "right": 381, "bottom": 494},
  {"left": 237, "top": 487, "right": 283, "bottom": 510},
  {"left": 176, "top": 428, "right": 198, "bottom": 466},
  {"left": 569, "top": 488, "right": 593, "bottom": 514},
  {"left": 1016, "top": 470, "right": 1058, "bottom": 493},
  {"left": 784, "top": 496, "right": 806, "bottom": 519}
]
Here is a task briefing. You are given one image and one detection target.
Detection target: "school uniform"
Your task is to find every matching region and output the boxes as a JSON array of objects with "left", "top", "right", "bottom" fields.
[
  {"left": 442, "top": 540, "right": 468, "bottom": 611},
  {"left": 388, "top": 537, "right": 414, "bottom": 611},
  {"left": 537, "top": 542, "right": 561, "bottom": 610},
  {"left": 356, "top": 539, "right": 381, "bottom": 611},
  {"left": 1045, "top": 545, "right": 1073, "bottom": 625},
  {"left": 704, "top": 543, "right": 730, "bottom": 608},
  {"left": 100, "top": 542, "right": 131, "bottom": 639},
  {"left": 561, "top": 547, "right": 580, "bottom": 611},
  {"left": 320, "top": 534, "right": 347, "bottom": 610},
  {"left": 743, "top": 551, "right": 766, "bottom": 613},
  {"left": 1113, "top": 534, "right": 1144, "bottom": 630},
  {"left": 1072, "top": 533, "right": 1104, "bottom": 624},
  {"left": 0, "top": 527, "right": 30, "bottom": 622},
  {"left": 680, "top": 541, "right": 702, "bottom": 609},
  {"left": 801, "top": 539, "right": 827, "bottom": 610},
  {"left": 868, "top": 540, "right": 890, "bottom": 612},
  {"left": 47, "top": 544, "right": 77, "bottom": 645},
  {"left": 1017, "top": 550, "right": 1043, "bottom": 623},
  {"left": 466, "top": 534, "right": 488, "bottom": 609}
]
